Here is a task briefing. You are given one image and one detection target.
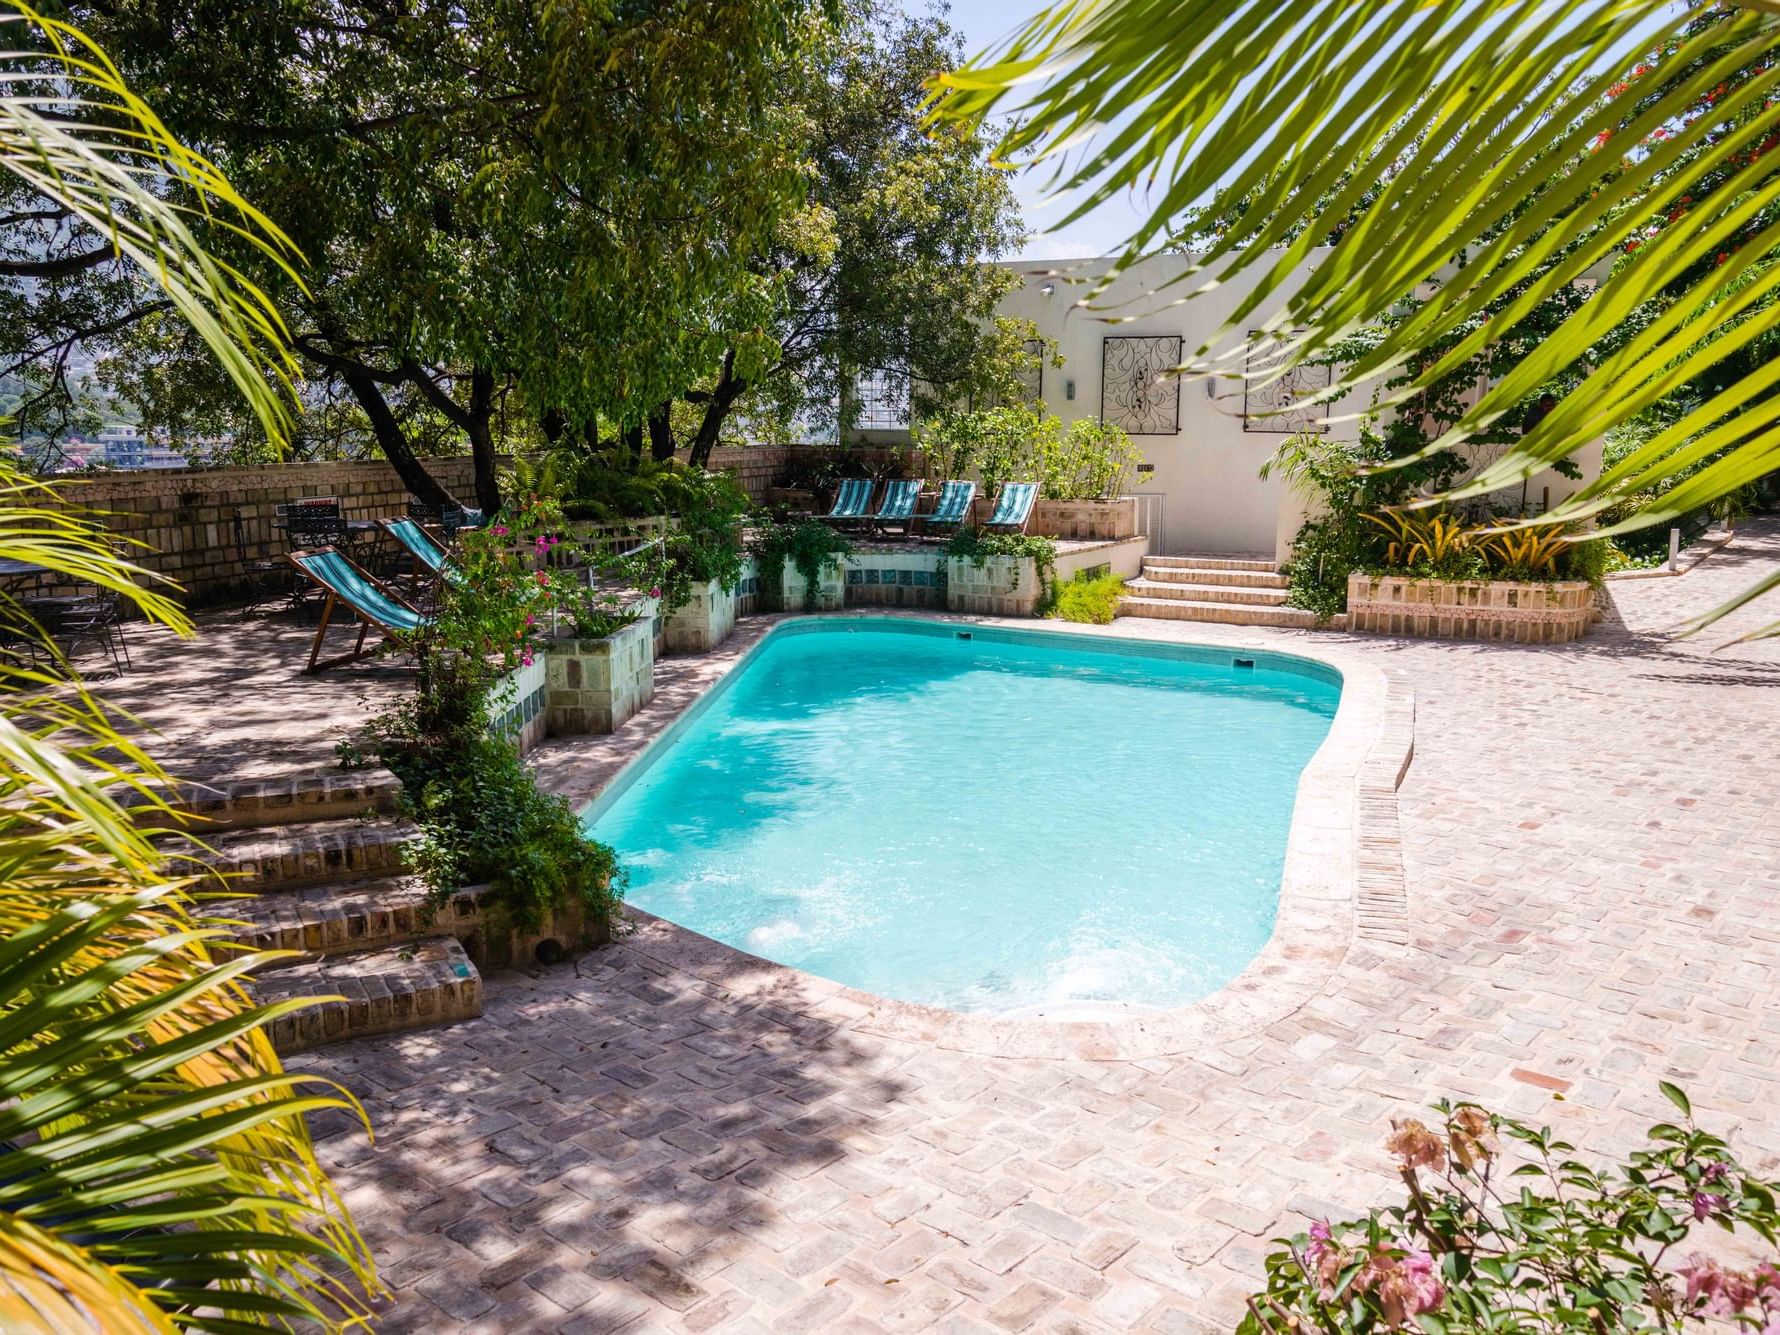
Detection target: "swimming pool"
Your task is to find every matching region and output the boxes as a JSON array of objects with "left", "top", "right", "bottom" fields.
[{"left": 582, "top": 619, "right": 1340, "bottom": 1016}]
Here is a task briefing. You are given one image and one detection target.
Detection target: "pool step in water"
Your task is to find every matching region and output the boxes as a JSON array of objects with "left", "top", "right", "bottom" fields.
[{"left": 251, "top": 936, "right": 483, "bottom": 1054}]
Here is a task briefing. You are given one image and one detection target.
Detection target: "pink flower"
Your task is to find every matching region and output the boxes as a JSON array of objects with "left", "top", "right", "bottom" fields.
[
  {"left": 492, "top": 524, "right": 509, "bottom": 536},
  {"left": 520, "top": 648, "right": 534, "bottom": 667},
  {"left": 1692, "top": 1191, "right": 1728, "bottom": 1221},
  {"left": 1355, "top": 1250, "right": 1444, "bottom": 1328},
  {"left": 1386, "top": 1119, "right": 1447, "bottom": 1173},
  {"left": 1681, "top": 1257, "right": 1758, "bottom": 1316},
  {"left": 535, "top": 570, "right": 549, "bottom": 586},
  {"left": 649, "top": 586, "right": 662, "bottom": 599}
]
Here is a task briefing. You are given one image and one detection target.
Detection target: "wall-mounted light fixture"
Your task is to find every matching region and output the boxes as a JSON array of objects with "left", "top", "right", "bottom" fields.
[
  {"left": 1039, "top": 281, "right": 1056, "bottom": 298},
  {"left": 1064, "top": 378, "right": 1076, "bottom": 401}
]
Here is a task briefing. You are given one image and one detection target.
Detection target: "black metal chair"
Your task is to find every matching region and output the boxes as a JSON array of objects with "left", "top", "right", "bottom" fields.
[{"left": 232, "top": 508, "right": 294, "bottom": 614}]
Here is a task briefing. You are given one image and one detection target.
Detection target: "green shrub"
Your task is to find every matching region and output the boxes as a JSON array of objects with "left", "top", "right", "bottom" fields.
[
  {"left": 1050, "top": 569, "right": 1125, "bottom": 624},
  {"left": 749, "top": 517, "right": 854, "bottom": 610},
  {"left": 1033, "top": 418, "right": 1145, "bottom": 500}
]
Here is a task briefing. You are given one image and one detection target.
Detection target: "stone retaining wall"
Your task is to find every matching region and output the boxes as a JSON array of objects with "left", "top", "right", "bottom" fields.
[
  {"left": 1346, "top": 572, "right": 1595, "bottom": 643},
  {"left": 543, "top": 617, "right": 656, "bottom": 734},
  {"left": 37, "top": 455, "right": 486, "bottom": 607}
]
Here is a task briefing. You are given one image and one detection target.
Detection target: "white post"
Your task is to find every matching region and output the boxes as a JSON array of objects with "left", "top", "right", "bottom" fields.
[{"left": 1668, "top": 526, "right": 1681, "bottom": 572}]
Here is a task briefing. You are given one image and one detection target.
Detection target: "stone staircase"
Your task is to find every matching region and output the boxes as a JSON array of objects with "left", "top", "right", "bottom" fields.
[
  {"left": 1117, "top": 554, "right": 1319, "bottom": 628},
  {"left": 154, "top": 769, "right": 485, "bottom": 1054}
]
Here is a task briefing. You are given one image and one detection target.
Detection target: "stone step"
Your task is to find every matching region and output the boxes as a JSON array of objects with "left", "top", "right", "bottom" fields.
[
  {"left": 1116, "top": 596, "right": 1320, "bottom": 628},
  {"left": 210, "top": 875, "right": 486, "bottom": 963},
  {"left": 1144, "top": 554, "right": 1278, "bottom": 572},
  {"left": 1140, "top": 564, "right": 1288, "bottom": 589},
  {"left": 255, "top": 936, "right": 483, "bottom": 1054},
  {"left": 164, "top": 816, "right": 417, "bottom": 894},
  {"left": 1122, "top": 578, "right": 1290, "bottom": 606},
  {"left": 146, "top": 768, "right": 400, "bottom": 832}
]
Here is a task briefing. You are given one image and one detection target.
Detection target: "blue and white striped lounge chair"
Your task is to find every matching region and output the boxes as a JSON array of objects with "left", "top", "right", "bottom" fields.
[
  {"left": 380, "top": 516, "right": 464, "bottom": 587},
  {"left": 869, "top": 479, "right": 923, "bottom": 536},
  {"left": 983, "top": 482, "right": 1039, "bottom": 534},
  {"left": 917, "top": 480, "right": 976, "bottom": 538},
  {"left": 819, "top": 478, "right": 875, "bottom": 528},
  {"left": 288, "top": 547, "right": 431, "bottom": 673}
]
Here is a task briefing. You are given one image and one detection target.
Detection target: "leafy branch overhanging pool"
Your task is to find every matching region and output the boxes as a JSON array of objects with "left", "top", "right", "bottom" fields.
[{"left": 581, "top": 619, "right": 1340, "bottom": 1017}]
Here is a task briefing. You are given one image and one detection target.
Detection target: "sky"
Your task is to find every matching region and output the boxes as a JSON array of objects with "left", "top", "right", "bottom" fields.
[{"left": 941, "top": 0, "right": 1146, "bottom": 261}]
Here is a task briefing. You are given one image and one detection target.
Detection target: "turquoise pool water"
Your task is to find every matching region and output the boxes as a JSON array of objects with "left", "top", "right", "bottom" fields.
[{"left": 582, "top": 620, "right": 1340, "bottom": 1015}]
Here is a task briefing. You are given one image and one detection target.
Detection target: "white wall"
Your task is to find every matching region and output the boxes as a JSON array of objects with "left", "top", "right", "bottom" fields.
[{"left": 992, "top": 252, "right": 1602, "bottom": 560}]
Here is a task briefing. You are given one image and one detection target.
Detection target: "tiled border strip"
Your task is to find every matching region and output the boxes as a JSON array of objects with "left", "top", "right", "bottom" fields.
[{"left": 532, "top": 612, "right": 1415, "bottom": 1063}]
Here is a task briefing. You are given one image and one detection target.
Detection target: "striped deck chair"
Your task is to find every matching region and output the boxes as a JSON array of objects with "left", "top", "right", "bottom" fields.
[
  {"left": 288, "top": 547, "right": 431, "bottom": 673},
  {"left": 869, "top": 479, "right": 922, "bottom": 536},
  {"left": 917, "top": 480, "right": 976, "bottom": 539},
  {"left": 380, "top": 516, "right": 464, "bottom": 588},
  {"left": 983, "top": 482, "right": 1039, "bottom": 534},
  {"left": 818, "top": 478, "right": 875, "bottom": 528}
]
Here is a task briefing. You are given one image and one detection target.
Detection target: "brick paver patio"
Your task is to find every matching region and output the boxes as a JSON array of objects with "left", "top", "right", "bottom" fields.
[{"left": 259, "top": 521, "right": 1780, "bottom": 1333}]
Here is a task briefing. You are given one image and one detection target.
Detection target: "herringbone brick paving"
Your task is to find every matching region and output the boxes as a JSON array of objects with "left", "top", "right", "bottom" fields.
[{"left": 292, "top": 520, "right": 1780, "bottom": 1333}]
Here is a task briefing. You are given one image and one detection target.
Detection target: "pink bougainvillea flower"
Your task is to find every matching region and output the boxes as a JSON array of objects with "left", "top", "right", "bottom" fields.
[
  {"left": 1691, "top": 1191, "right": 1729, "bottom": 1221},
  {"left": 1355, "top": 1251, "right": 1444, "bottom": 1329},
  {"left": 649, "top": 586, "right": 662, "bottom": 599},
  {"left": 492, "top": 525, "right": 509, "bottom": 536},
  {"left": 520, "top": 648, "right": 534, "bottom": 667},
  {"left": 1386, "top": 1119, "right": 1447, "bottom": 1173},
  {"left": 1681, "top": 1256, "right": 1757, "bottom": 1316}
]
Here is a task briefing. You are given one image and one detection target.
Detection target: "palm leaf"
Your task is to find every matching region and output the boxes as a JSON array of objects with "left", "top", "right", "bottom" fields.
[
  {"left": 0, "top": 0, "right": 305, "bottom": 448},
  {"left": 932, "top": 0, "right": 1780, "bottom": 636}
]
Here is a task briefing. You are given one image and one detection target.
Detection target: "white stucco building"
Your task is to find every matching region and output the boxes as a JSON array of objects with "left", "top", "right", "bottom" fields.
[{"left": 855, "top": 252, "right": 1603, "bottom": 561}]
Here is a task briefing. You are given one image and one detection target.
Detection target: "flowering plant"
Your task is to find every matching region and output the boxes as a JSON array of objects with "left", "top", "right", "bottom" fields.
[
  {"left": 436, "top": 492, "right": 636, "bottom": 670},
  {"left": 1241, "top": 1084, "right": 1780, "bottom": 1333}
]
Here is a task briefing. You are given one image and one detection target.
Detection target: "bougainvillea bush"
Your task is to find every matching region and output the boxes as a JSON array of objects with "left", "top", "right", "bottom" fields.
[{"left": 1241, "top": 1085, "right": 1780, "bottom": 1333}]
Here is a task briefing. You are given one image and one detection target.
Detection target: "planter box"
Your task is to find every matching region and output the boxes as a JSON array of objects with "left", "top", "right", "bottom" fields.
[
  {"left": 662, "top": 576, "right": 738, "bottom": 654},
  {"left": 773, "top": 557, "right": 845, "bottom": 612},
  {"left": 460, "top": 892, "right": 613, "bottom": 972},
  {"left": 544, "top": 615, "right": 655, "bottom": 734},
  {"left": 485, "top": 656, "right": 549, "bottom": 755},
  {"left": 1346, "top": 572, "right": 1595, "bottom": 643},
  {"left": 1030, "top": 497, "right": 1138, "bottom": 541},
  {"left": 763, "top": 487, "right": 816, "bottom": 512},
  {"left": 947, "top": 554, "right": 1042, "bottom": 616}
]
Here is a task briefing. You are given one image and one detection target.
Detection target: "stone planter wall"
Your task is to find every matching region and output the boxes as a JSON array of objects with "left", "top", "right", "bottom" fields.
[
  {"left": 1347, "top": 573, "right": 1595, "bottom": 643},
  {"left": 844, "top": 551, "right": 946, "bottom": 608},
  {"left": 777, "top": 559, "right": 846, "bottom": 612},
  {"left": 544, "top": 616, "right": 656, "bottom": 734},
  {"left": 486, "top": 656, "right": 549, "bottom": 755},
  {"left": 662, "top": 577, "right": 738, "bottom": 655},
  {"left": 947, "top": 554, "right": 1043, "bottom": 616},
  {"left": 460, "top": 894, "right": 613, "bottom": 972},
  {"left": 1030, "top": 497, "right": 1138, "bottom": 541}
]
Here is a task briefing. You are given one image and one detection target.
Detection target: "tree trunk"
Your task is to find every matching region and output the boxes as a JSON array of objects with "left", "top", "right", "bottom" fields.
[
  {"left": 341, "top": 366, "right": 458, "bottom": 509},
  {"left": 540, "top": 406, "right": 567, "bottom": 445},
  {"left": 619, "top": 420, "right": 643, "bottom": 461},
  {"left": 686, "top": 352, "right": 747, "bottom": 470},
  {"left": 466, "top": 366, "right": 501, "bottom": 514},
  {"left": 647, "top": 400, "right": 676, "bottom": 462}
]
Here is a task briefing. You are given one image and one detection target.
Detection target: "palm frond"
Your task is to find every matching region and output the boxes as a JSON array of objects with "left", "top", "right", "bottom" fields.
[
  {"left": 932, "top": 0, "right": 1780, "bottom": 636},
  {"left": 0, "top": 0, "right": 305, "bottom": 448}
]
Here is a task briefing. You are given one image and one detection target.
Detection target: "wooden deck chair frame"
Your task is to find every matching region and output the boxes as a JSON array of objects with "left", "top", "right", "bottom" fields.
[{"left": 287, "top": 546, "right": 426, "bottom": 673}]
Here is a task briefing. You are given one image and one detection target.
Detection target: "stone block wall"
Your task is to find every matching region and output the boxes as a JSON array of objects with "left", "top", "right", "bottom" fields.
[
  {"left": 1031, "top": 498, "right": 1138, "bottom": 541},
  {"left": 544, "top": 617, "right": 656, "bottom": 734},
  {"left": 1346, "top": 573, "right": 1595, "bottom": 643},
  {"left": 947, "top": 554, "right": 1043, "bottom": 617},
  {"left": 662, "top": 577, "right": 738, "bottom": 655},
  {"left": 35, "top": 455, "right": 486, "bottom": 608}
]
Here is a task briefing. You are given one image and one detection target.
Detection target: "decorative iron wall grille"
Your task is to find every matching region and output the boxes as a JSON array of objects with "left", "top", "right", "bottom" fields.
[
  {"left": 1100, "top": 336, "right": 1182, "bottom": 435},
  {"left": 853, "top": 369, "right": 910, "bottom": 430},
  {"left": 1242, "top": 331, "right": 1331, "bottom": 434}
]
